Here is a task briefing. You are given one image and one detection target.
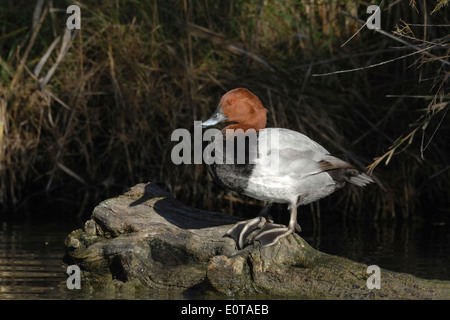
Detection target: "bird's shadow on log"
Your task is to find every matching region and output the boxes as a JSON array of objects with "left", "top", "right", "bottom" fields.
[
  {"left": 128, "top": 183, "right": 172, "bottom": 207},
  {"left": 127, "top": 183, "right": 242, "bottom": 230}
]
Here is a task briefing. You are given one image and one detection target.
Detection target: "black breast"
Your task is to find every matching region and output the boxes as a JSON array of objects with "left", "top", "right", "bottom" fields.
[{"left": 205, "top": 132, "right": 259, "bottom": 193}]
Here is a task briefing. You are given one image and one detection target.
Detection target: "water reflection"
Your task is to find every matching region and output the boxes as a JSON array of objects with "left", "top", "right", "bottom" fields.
[
  {"left": 302, "top": 213, "right": 450, "bottom": 281},
  {"left": 0, "top": 222, "right": 69, "bottom": 299},
  {"left": 0, "top": 215, "right": 449, "bottom": 300}
]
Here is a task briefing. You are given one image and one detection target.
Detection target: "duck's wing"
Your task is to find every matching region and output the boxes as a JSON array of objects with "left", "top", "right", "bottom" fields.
[
  {"left": 250, "top": 129, "right": 322, "bottom": 180},
  {"left": 256, "top": 128, "right": 372, "bottom": 186},
  {"left": 271, "top": 128, "right": 330, "bottom": 157}
]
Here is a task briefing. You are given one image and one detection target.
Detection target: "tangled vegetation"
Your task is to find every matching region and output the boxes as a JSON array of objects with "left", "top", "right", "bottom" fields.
[{"left": 0, "top": 0, "right": 448, "bottom": 223}]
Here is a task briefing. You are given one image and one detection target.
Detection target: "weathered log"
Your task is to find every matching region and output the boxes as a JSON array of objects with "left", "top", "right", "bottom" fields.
[{"left": 63, "top": 183, "right": 450, "bottom": 299}]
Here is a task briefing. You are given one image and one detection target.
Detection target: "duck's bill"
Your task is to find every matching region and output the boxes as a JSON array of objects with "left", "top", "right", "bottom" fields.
[{"left": 201, "top": 105, "right": 228, "bottom": 128}]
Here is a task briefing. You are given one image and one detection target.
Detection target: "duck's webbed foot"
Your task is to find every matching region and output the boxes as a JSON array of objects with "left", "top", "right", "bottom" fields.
[
  {"left": 253, "top": 206, "right": 299, "bottom": 248},
  {"left": 224, "top": 206, "right": 300, "bottom": 249},
  {"left": 253, "top": 223, "right": 294, "bottom": 248},
  {"left": 224, "top": 216, "right": 267, "bottom": 249}
]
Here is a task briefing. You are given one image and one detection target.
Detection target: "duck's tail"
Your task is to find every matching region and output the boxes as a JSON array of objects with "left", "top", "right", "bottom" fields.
[
  {"left": 318, "top": 157, "right": 374, "bottom": 187},
  {"left": 347, "top": 171, "right": 374, "bottom": 187}
]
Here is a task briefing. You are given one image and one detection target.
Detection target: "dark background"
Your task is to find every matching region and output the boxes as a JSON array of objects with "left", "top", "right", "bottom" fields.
[{"left": 0, "top": 1, "right": 449, "bottom": 238}]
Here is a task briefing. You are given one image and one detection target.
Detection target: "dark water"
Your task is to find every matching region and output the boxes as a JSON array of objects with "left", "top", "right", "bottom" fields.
[
  {"left": 0, "top": 222, "right": 69, "bottom": 299},
  {"left": 302, "top": 216, "right": 450, "bottom": 281},
  {"left": 0, "top": 216, "right": 449, "bottom": 300}
]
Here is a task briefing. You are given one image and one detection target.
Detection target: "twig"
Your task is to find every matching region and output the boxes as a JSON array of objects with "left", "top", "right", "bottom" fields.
[
  {"left": 292, "top": 47, "right": 413, "bottom": 70},
  {"left": 406, "top": 24, "right": 450, "bottom": 27},
  {"left": 420, "top": 103, "right": 449, "bottom": 157},
  {"left": 40, "top": 29, "right": 77, "bottom": 87},
  {"left": 386, "top": 94, "right": 450, "bottom": 99},
  {"left": 340, "top": 2, "right": 382, "bottom": 48},
  {"left": 34, "top": 35, "right": 61, "bottom": 77},
  {"left": 10, "top": 3, "right": 48, "bottom": 90},
  {"left": 57, "top": 162, "right": 87, "bottom": 185},
  {"left": 340, "top": 22, "right": 366, "bottom": 48},
  {"left": 313, "top": 44, "right": 438, "bottom": 77},
  {"left": 184, "top": 23, "right": 280, "bottom": 73},
  {"left": 340, "top": 10, "right": 450, "bottom": 67}
]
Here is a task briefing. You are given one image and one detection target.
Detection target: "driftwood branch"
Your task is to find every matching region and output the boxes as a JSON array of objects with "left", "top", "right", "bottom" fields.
[{"left": 63, "top": 183, "right": 450, "bottom": 299}]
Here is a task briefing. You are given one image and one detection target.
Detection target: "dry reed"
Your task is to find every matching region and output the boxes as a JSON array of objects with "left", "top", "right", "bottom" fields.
[{"left": 0, "top": 0, "right": 448, "bottom": 223}]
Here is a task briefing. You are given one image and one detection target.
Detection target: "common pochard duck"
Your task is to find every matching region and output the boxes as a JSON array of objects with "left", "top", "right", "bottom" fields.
[{"left": 201, "top": 88, "right": 373, "bottom": 249}]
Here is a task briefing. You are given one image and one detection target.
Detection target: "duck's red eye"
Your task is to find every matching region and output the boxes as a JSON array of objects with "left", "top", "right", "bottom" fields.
[{"left": 231, "top": 98, "right": 236, "bottom": 103}]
